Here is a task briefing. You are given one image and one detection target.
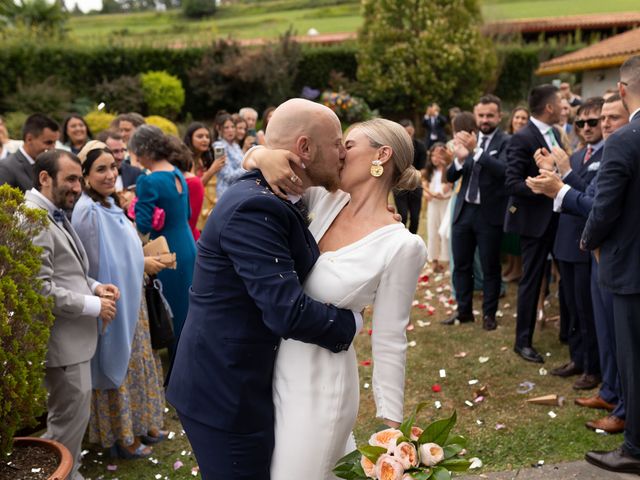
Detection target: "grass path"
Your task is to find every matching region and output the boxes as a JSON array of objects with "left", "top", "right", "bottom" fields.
[{"left": 80, "top": 263, "right": 620, "bottom": 479}]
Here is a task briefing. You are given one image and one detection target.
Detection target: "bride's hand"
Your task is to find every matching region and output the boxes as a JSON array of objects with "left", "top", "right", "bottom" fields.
[{"left": 243, "top": 147, "right": 305, "bottom": 199}]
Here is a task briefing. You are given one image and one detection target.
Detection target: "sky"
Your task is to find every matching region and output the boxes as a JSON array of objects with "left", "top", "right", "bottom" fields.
[{"left": 67, "top": 0, "right": 103, "bottom": 13}]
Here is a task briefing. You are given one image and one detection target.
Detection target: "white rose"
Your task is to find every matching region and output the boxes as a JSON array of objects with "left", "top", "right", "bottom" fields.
[
  {"left": 360, "top": 455, "right": 376, "bottom": 478},
  {"left": 369, "top": 428, "right": 403, "bottom": 452},
  {"left": 375, "top": 454, "right": 404, "bottom": 480},
  {"left": 419, "top": 442, "right": 445, "bottom": 466},
  {"left": 393, "top": 442, "right": 419, "bottom": 469}
]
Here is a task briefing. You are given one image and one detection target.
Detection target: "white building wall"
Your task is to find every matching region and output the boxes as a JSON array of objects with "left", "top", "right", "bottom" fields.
[{"left": 582, "top": 68, "right": 620, "bottom": 98}]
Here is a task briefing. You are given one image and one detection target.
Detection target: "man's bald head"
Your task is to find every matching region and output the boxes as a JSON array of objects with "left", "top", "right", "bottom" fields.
[{"left": 265, "top": 98, "right": 339, "bottom": 151}]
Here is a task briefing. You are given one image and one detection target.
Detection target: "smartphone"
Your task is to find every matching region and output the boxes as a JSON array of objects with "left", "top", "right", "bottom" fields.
[
  {"left": 247, "top": 128, "right": 257, "bottom": 137},
  {"left": 214, "top": 146, "right": 225, "bottom": 159}
]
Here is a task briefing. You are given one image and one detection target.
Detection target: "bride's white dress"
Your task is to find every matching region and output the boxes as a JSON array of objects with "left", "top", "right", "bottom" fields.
[{"left": 270, "top": 188, "right": 428, "bottom": 480}]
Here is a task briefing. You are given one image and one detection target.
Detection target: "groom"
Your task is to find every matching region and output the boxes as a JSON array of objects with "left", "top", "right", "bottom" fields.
[{"left": 166, "top": 99, "right": 362, "bottom": 480}]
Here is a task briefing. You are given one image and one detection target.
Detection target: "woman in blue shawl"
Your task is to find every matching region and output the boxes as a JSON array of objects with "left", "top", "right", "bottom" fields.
[{"left": 72, "top": 141, "right": 166, "bottom": 459}]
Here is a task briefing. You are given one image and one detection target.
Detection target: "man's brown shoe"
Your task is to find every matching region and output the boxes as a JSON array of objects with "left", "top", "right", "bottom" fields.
[
  {"left": 573, "top": 373, "right": 601, "bottom": 390},
  {"left": 574, "top": 395, "right": 615, "bottom": 411},
  {"left": 586, "top": 415, "right": 624, "bottom": 434}
]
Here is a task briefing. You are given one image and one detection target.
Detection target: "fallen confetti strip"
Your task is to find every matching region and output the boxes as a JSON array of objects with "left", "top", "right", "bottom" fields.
[
  {"left": 432, "top": 384, "right": 442, "bottom": 393},
  {"left": 517, "top": 381, "right": 535, "bottom": 394},
  {"left": 495, "top": 423, "right": 506, "bottom": 430},
  {"left": 500, "top": 346, "right": 508, "bottom": 351},
  {"left": 359, "top": 360, "right": 372, "bottom": 366},
  {"left": 476, "top": 419, "right": 484, "bottom": 425},
  {"left": 465, "top": 400, "right": 474, "bottom": 407},
  {"left": 439, "top": 369, "right": 446, "bottom": 378},
  {"left": 174, "top": 460, "right": 184, "bottom": 470},
  {"left": 435, "top": 400, "right": 442, "bottom": 409},
  {"left": 107, "top": 465, "right": 118, "bottom": 471},
  {"left": 192, "top": 466, "right": 200, "bottom": 476},
  {"left": 539, "top": 367, "right": 548, "bottom": 376},
  {"left": 406, "top": 323, "right": 415, "bottom": 331},
  {"left": 168, "top": 431, "right": 176, "bottom": 440},
  {"left": 469, "top": 457, "right": 483, "bottom": 469},
  {"left": 474, "top": 396, "right": 484, "bottom": 403},
  {"left": 548, "top": 411, "right": 557, "bottom": 418},
  {"left": 468, "top": 379, "right": 479, "bottom": 385},
  {"left": 478, "top": 356, "right": 490, "bottom": 363},
  {"left": 363, "top": 383, "right": 370, "bottom": 389},
  {"left": 454, "top": 351, "right": 467, "bottom": 358},
  {"left": 156, "top": 474, "right": 163, "bottom": 479},
  {"left": 408, "top": 340, "right": 417, "bottom": 347},
  {"left": 417, "top": 320, "right": 431, "bottom": 327},
  {"left": 31, "top": 468, "right": 42, "bottom": 473}
]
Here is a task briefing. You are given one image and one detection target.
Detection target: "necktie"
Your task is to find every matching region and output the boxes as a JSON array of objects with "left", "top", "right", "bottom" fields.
[
  {"left": 466, "top": 135, "right": 488, "bottom": 204},
  {"left": 293, "top": 198, "right": 311, "bottom": 226},
  {"left": 546, "top": 129, "right": 559, "bottom": 149},
  {"left": 583, "top": 145, "right": 593, "bottom": 164}
]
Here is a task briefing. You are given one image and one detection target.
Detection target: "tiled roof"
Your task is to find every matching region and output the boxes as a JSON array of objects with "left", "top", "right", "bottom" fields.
[
  {"left": 484, "top": 11, "right": 640, "bottom": 35},
  {"left": 536, "top": 28, "right": 640, "bottom": 75}
]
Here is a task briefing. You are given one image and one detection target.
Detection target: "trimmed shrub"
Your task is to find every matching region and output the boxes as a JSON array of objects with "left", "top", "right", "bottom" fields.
[
  {"left": 95, "top": 75, "right": 145, "bottom": 114},
  {"left": 3, "top": 112, "right": 29, "bottom": 139},
  {"left": 140, "top": 71, "right": 185, "bottom": 119},
  {"left": 182, "top": 0, "right": 216, "bottom": 19},
  {"left": 4, "top": 77, "right": 72, "bottom": 122},
  {"left": 294, "top": 45, "right": 358, "bottom": 93},
  {"left": 0, "top": 185, "right": 54, "bottom": 456},
  {"left": 84, "top": 110, "right": 116, "bottom": 135},
  {"left": 145, "top": 115, "right": 179, "bottom": 136}
]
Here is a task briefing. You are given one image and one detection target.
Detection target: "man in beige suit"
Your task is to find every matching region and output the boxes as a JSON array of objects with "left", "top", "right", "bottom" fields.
[{"left": 25, "top": 149, "right": 120, "bottom": 480}]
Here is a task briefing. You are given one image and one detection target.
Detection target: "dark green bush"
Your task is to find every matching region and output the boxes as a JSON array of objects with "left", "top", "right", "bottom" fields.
[
  {"left": 95, "top": 75, "right": 145, "bottom": 114},
  {"left": 0, "top": 185, "right": 54, "bottom": 456},
  {"left": 294, "top": 44, "right": 358, "bottom": 93},
  {"left": 182, "top": 0, "right": 216, "bottom": 18},
  {"left": 4, "top": 77, "right": 72, "bottom": 122}
]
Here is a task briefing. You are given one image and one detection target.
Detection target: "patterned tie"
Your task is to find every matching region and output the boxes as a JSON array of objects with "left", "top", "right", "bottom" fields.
[
  {"left": 466, "top": 135, "right": 488, "bottom": 204},
  {"left": 583, "top": 145, "right": 593, "bottom": 164}
]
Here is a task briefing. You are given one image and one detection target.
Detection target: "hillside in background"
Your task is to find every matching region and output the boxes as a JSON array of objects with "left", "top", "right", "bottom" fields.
[{"left": 66, "top": 0, "right": 640, "bottom": 46}]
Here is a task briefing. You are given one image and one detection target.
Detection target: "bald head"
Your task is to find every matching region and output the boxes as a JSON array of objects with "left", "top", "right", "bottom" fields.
[
  {"left": 265, "top": 98, "right": 340, "bottom": 151},
  {"left": 620, "top": 55, "right": 640, "bottom": 94}
]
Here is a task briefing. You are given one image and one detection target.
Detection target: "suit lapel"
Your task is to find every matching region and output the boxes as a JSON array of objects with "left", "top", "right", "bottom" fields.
[
  {"left": 528, "top": 121, "right": 549, "bottom": 150},
  {"left": 17, "top": 150, "right": 34, "bottom": 183}
]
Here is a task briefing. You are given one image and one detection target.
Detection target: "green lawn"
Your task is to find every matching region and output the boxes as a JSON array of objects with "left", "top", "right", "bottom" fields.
[
  {"left": 66, "top": 0, "right": 640, "bottom": 47},
  {"left": 80, "top": 260, "right": 620, "bottom": 479}
]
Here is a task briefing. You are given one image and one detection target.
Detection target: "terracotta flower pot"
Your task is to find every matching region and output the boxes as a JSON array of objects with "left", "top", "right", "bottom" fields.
[{"left": 13, "top": 437, "right": 73, "bottom": 480}]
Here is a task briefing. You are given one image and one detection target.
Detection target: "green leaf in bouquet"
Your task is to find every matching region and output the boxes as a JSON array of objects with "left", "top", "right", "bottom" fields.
[
  {"left": 407, "top": 469, "right": 433, "bottom": 480},
  {"left": 400, "top": 401, "right": 429, "bottom": 438},
  {"left": 443, "top": 443, "right": 464, "bottom": 459},
  {"left": 431, "top": 466, "right": 452, "bottom": 480},
  {"left": 358, "top": 445, "right": 388, "bottom": 463},
  {"left": 418, "top": 410, "right": 457, "bottom": 445},
  {"left": 439, "top": 458, "right": 472, "bottom": 472},
  {"left": 444, "top": 434, "right": 467, "bottom": 448},
  {"left": 335, "top": 449, "right": 362, "bottom": 467},
  {"left": 332, "top": 461, "right": 368, "bottom": 480}
]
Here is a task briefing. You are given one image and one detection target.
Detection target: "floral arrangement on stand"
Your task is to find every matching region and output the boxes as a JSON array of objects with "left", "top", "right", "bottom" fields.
[
  {"left": 320, "top": 89, "right": 377, "bottom": 124},
  {"left": 334, "top": 407, "right": 475, "bottom": 480}
]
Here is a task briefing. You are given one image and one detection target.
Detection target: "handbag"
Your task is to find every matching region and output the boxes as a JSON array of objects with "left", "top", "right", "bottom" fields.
[{"left": 145, "top": 275, "right": 175, "bottom": 350}]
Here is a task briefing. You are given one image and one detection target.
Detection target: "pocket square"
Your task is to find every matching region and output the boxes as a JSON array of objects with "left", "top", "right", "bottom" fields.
[
  {"left": 587, "top": 161, "right": 600, "bottom": 172},
  {"left": 489, "top": 150, "right": 498, "bottom": 155}
]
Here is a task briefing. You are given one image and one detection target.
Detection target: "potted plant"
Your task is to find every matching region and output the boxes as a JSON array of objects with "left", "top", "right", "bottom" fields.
[{"left": 0, "top": 185, "right": 72, "bottom": 479}]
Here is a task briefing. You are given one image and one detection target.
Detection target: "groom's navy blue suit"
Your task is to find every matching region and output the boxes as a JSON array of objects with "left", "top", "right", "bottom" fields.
[{"left": 166, "top": 170, "right": 357, "bottom": 480}]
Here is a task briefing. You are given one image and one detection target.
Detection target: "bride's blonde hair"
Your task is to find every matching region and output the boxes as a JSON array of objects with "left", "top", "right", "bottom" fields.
[{"left": 354, "top": 118, "right": 421, "bottom": 191}]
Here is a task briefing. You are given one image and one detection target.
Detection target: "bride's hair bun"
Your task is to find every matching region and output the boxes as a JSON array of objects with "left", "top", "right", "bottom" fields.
[
  {"left": 395, "top": 166, "right": 422, "bottom": 191},
  {"left": 354, "top": 118, "right": 418, "bottom": 191}
]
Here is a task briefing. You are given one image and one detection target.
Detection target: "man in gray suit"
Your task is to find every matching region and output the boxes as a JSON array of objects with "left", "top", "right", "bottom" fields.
[
  {"left": 0, "top": 113, "right": 59, "bottom": 192},
  {"left": 25, "top": 149, "right": 120, "bottom": 480}
]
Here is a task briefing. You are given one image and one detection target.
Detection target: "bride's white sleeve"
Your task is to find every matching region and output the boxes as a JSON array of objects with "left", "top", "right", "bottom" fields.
[
  {"left": 302, "top": 186, "right": 329, "bottom": 211},
  {"left": 371, "top": 235, "right": 428, "bottom": 423}
]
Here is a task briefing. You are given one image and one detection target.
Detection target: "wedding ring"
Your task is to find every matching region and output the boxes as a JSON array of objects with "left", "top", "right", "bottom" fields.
[{"left": 290, "top": 174, "right": 299, "bottom": 183}]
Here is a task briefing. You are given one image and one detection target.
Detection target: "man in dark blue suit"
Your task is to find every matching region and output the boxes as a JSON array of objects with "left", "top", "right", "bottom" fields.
[
  {"left": 541, "top": 98, "right": 604, "bottom": 390},
  {"left": 422, "top": 102, "right": 448, "bottom": 149},
  {"left": 504, "top": 84, "right": 563, "bottom": 363},
  {"left": 582, "top": 55, "right": 640, "bottom": 474},
  {"left": 527, "top": 94, "right": 629, "bottom": 435},
  {"left": 444, "top": 94, "right": 509, "bottom": 331},
  {"left": 166, "top": 99, "right": 361, "bottom": 480}
]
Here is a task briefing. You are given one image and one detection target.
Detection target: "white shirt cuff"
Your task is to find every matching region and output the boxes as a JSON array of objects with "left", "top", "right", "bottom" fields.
[
  {"left": 454, "top": 157, "right": 464, "bottom": 170},
  {"left": 82, "top": 295, "right": 102, "bottom": 317},
  {"left": 561, "top": 169, "right": 572, "bottom": 180},
  {"left": 90, "top": 281, "right": 101, "bottom": 294},
  {"left": 352, "top": 311, "right": 363, "bottom": 334},
  {"left": 553, "top": 184, "right": 572, "bottom": 212}
]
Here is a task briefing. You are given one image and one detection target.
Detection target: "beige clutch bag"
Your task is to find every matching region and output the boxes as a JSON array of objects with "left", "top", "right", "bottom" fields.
[{"left": 143, "top": 236, "right": 177, "bottom": 269}]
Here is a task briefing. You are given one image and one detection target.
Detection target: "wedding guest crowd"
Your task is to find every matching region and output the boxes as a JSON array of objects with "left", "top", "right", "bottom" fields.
[{"left": 3, "top": 58, "right": 640, "bottom": 477}]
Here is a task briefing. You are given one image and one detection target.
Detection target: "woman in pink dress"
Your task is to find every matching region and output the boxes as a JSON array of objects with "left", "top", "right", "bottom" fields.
[{"left": 168, "top": 136, "right": 204, "bottom": 240}]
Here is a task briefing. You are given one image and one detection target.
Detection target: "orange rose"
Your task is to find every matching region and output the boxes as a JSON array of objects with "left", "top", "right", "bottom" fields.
[
  {"left": 410, "top": 426, "right": 424, "bottom": 441},
  {"left": 369, "top": 428, "right": 403, "bottom": 452},
  {"left": 360, "top": 455, "right": 376, "bottom": 478},
  {"left": 393, "top": 442, "right": 419, "bottom": 469},
  {"left": 375, "top": 454, "right": 404, "bottom": 480}
]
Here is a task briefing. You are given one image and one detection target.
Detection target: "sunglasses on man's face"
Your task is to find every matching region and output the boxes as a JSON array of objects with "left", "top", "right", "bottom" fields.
[{"left": 575, "top": 118, "right": 600, "bottom": 128}]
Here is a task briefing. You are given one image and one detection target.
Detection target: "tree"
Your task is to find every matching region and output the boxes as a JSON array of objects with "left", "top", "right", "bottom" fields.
[
  {"left": 0, "top": 0, "right": 68, "bottom": 37},
  {"left": 357, "top": 0, "right": 496, "bottom": 117},
  {"left": 182, "top": 0, "right": 214, "bottom": 19}
]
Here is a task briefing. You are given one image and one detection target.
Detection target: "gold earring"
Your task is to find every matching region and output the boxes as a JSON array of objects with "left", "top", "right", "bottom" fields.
[{"left": 370, "top": 159, "right": 384, "bottom": 177}]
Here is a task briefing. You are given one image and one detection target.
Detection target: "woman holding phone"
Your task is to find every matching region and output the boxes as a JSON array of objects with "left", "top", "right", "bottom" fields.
[{"left": 213, "top": 112, "right": 245, "bottom": 200}]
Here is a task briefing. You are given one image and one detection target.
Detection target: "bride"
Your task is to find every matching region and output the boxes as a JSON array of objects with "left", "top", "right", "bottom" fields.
[{"left": 247, "top": 118, "right": 428, "bottom": 479}]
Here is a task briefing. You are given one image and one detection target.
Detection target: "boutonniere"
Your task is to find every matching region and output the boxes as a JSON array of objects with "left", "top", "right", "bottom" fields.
[{"left": 587, "top": 162, "right": 600, "bottom": 172}]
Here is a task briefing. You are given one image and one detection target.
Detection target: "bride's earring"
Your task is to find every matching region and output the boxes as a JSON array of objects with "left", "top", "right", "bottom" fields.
[{"left": 370, "top": 159, "right": 384, "bottom": 177}]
